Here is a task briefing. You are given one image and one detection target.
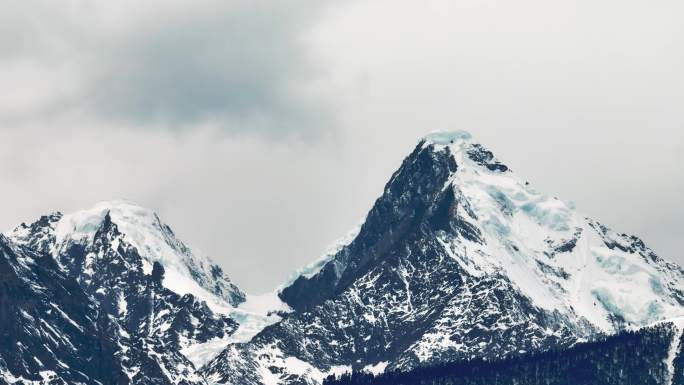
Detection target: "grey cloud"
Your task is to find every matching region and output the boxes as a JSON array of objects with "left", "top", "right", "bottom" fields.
[
  {"left": 0, "top": 0, "right": 334, "bottom": 139},
  {"left": 90, "top": 2, "right": 332, "bottom": 137}
]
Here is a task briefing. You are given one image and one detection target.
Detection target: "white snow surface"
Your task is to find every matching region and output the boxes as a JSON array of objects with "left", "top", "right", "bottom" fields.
[
  {"left": 182, "top": 292, "right": 290, "bottom": 368},
  {"left": 228, "top": 291, "right": 291, "bottom": 344},
  {"left": 420, "top": 131, "right": 684, "bottom": 332},
  {"left": 363, "top": 362, "right": 389, "bottom": 376}
]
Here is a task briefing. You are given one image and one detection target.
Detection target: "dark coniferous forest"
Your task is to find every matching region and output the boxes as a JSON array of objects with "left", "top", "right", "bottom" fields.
[{"left": 325, "top": 324, "right": 682, "bottom": 385}]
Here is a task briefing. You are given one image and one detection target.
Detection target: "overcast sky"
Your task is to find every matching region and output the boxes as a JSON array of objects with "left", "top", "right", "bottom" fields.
[{"left": 1, "top": 0, "right": 682, "bottom": 293}]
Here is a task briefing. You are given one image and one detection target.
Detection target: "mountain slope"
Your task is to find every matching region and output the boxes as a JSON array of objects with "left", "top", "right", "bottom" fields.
[
  {"left": 2, "top": 201, "right": 247, "bottom": 384},
  {"left": 203, "top": 131, "right": 684, "bottom": 384},
  {"left": 324, "top": 321, "right": 683, "bottom": 385},
  {"left": 0, "top": 234, "right": 124, "bottom": 384}
]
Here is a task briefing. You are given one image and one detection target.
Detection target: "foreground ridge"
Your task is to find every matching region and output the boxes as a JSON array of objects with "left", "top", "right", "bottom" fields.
[{"left": 324, "top": 321, "right": 684, "bottom": 385}]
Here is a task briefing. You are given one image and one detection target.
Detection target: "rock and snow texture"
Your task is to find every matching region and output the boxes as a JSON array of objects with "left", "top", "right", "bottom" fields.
[
  {"left": 9, "top": 200, "right": 245, "bottom": 309},
  {"left": 1, "top": 201, "right": 247, "bottom": 384},
  {"left": 2, "top": 131, "right": 684, "bottom": 385},
  {"left": 0, "top": 234, "right": 124, "bottom": 384},
  {"left": 203, "top": 130, "right": 684, "bottom": 385}
]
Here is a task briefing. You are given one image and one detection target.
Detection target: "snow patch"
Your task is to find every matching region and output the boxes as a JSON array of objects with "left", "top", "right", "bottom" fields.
[
  {"left": 229, "top": 292, "right": 291, "bottom": 343},
  {"left": 117, "top": 292, "right": 127, "bottom": 317},
  {"left": 363, "top": 361, "right": 388, "bottom": 375}
]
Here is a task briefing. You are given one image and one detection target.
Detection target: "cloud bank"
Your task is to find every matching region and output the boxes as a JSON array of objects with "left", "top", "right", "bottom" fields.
[{"left": 0, "top": 0, "right": 334, "bottom": 139}]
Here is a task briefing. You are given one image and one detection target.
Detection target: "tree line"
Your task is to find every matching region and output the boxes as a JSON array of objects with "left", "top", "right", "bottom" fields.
[{"left": 324, "top": 324, "right": 679, "bottom": 385}]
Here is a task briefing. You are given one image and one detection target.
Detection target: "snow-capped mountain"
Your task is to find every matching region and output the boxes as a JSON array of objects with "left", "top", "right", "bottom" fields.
[
  {"left": 2, "top": 132, "right": 683, "bottom": 385},
  {"left": 1, "top": 201, "right": 248, "bottom": 384},
  {"left": 9, "top": 201, "right": 245, "bottom": 310},
  {"left": 202, "top": 131, "right": 684, "bottom": 384}
]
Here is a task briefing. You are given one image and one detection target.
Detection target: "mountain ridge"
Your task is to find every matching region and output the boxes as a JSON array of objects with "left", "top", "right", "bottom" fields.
[{"left": 1, "top": 131, "right": 682, "bottom": 385}]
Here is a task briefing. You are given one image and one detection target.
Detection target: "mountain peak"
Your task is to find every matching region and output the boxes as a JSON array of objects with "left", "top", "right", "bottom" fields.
[
  {"left": 282, "top": 129, "right": 684, "bottom": 332},
  {"left": 52, "top": 199, "right": 157, "bottom": 243},
  {"left": 211, "top": 130, "right": 684, "bottom": 384},
  {"left": 7, "top": 199, "right": 246, "bottom": 310},
  {"left": 421, "top": 130, "right": 473, "bottom": 146}
]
